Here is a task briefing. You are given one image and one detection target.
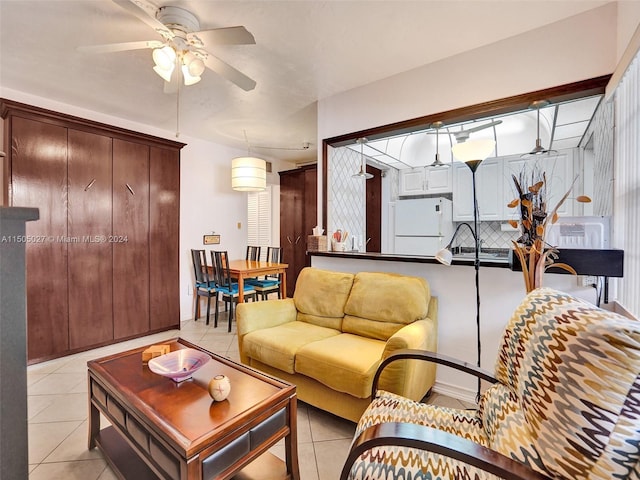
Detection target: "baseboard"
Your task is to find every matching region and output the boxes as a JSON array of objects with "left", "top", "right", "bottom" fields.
[{"left": 432, "top": 381, "right": 478, "bottom": 406}]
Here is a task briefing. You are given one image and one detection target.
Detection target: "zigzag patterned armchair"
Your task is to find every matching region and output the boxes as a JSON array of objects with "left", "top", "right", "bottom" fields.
[{"left": 341, "top": 287, "right": 640, "bottom": 480}]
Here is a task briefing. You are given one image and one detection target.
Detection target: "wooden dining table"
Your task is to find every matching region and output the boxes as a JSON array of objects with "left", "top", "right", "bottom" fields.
[{"left": 227, "top": 259, "right": 289, "bottom": 303}]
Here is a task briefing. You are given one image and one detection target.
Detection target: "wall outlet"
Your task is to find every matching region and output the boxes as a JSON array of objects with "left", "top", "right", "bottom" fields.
[
  {"left": 187, "top": 284, "right": 193, "bottom": 296},
  {"left": 578, "top": 275, "right": 598, "bottom": 287}
]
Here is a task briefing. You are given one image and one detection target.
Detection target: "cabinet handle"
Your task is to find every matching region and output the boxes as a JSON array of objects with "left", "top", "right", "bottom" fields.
[
  {"left": 125, "top": 183, "right": 135, "bottom": 196},
  {"left": 287, "top": 236, "right": 292, "bottom": 244},
  {"left": 84, "top": 178, "right": 96, "bottom": 191},
  {"left": 295, "top": 236, "right": 301, "bottom": 245}
]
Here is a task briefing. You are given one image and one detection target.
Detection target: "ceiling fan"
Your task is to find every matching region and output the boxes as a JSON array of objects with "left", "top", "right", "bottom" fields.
[
  {"left": 440, "top": 120, "right": 503, "bottom": 142},
  {"left": 78, "top": 0, "right": 256, "bottom": 92}
]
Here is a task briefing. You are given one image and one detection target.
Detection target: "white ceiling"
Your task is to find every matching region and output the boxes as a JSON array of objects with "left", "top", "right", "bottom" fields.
[{"left": 0, "top": 0, "right": 610, "bottom": 163}]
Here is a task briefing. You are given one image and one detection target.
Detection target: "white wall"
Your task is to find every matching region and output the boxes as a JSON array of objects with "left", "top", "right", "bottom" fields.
[
  {"left": 0, "top": 87, "right": 295, "bottom": 323},
  {"left": 317, "top": 4, "right": 618, "bottom": 148}
]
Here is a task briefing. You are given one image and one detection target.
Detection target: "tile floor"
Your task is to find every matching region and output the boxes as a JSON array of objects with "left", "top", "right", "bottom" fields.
[{"left": 27, "top": 311, "right": 476, "bottom": 480}]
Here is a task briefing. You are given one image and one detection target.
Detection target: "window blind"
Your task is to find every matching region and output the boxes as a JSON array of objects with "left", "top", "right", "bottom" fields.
[
  {"left": 247, "top": 186, "right": 272, "bottom": 258},
  {"left": 614, "top": 50, "right": 640, "bottom": 318}
]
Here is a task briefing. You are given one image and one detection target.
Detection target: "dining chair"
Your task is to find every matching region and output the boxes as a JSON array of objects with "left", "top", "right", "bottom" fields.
[
  {"left": 210, "top": 250, "right": 257, "bottom": 332},
  {"left": 247, "top": 246, "right": 283, "bottom": 300},
  {"left": 246, "top": 245, "right": 261, "bottom": 261},
  {"left": 190, "top": 249, "right": 216, "bottom": 325}
]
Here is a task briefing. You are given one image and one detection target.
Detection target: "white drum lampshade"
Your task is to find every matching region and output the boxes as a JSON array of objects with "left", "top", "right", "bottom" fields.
[{"left": 231, "top": 157, "right": 267, "bottom": 192}]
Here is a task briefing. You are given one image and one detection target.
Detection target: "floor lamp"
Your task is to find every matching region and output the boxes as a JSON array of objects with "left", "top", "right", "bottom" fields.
[{"left": 435, "top": 139, "right": 495, "bottom": 403}]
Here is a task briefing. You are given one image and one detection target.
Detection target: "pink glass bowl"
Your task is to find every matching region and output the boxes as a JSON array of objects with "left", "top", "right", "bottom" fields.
[{"left": 148, "top": 348, "right": 210, "bottom": 383}]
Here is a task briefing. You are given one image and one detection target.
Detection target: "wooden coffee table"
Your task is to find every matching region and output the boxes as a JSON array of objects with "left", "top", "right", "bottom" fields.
[{"left": 87, "top": 338, "right": 299, "bottom": 480}]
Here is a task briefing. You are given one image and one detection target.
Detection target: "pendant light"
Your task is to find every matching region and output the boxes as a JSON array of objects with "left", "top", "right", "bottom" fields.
[
  {"left": 352, "top": 137, "right": 373, "bottom": 179},
  {"left": 524, "top": 100, "right": 557, "bottom": 156},
  {"left": 429, "top": 121, "right": 450, "bottom": 168}
]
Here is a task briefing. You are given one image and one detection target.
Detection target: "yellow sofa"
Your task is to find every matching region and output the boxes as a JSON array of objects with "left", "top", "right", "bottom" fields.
[{"left": 236, "top": 267, "right": 438, "bottom": 422}]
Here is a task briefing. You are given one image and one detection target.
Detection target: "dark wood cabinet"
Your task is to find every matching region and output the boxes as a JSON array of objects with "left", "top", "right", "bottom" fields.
[
  {"left": 11, "top": 116, "right": 69, "bottom": 360},
  {"left": 67, "top": 129, "right": 113, "bottom": 349},
  {"left": 1, "top": 99, "right": 183, "bottom": 363},
  {"left": 279, "top": 165, "right": 317, "bottom": 296},
  {"left": 112, "top": 139, "right": 150, "bottom": 339},
  {"left": 149, "top": 146, "right": 180, "bottom": 330}
]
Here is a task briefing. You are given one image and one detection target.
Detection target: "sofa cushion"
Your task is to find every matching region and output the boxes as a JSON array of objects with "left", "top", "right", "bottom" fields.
[
  {"left": 343, "top": 272, "right": 430, "bottom": 340},
  {"left": 293, "top": 268, "right": 354, "bottom": 330},
  {"left": 295, "top": 333, "right": 385, "bottom": 398},
  {"left": 243, "top": 321, "right": 340, "bottom": 374}
]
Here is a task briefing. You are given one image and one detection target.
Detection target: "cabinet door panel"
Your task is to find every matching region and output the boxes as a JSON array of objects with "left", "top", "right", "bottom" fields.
[
  {"left": 477, "top": 158, "right": 503, "bottom": 220},
  {"left": 113, "top": 139, "right": 149, "bottom": 339},
  {"left": 279, "top": 170, "right": 303, "bottom": 297},
  {"left": 149, "top": 146, "right": 180, "bottom": 330},
  {"left": 67, "top": 129, "right": 113, "bottom": 349},
  {"left": 11, "top": 117, "right": 69, "bottom": 360},
  {"left": 426, "top": 167, "right": 452, "bottom": 193},
  {"left": 399, "top": 169, "right": 425, "bottom": 196},
  {"left": 452, "top": 163, "right": 473, "bottom": 221}
]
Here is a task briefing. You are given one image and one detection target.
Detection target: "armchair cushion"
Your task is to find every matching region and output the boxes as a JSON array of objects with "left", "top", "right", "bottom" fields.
[
  {"left": 495, "top": 289, "right": 640, "bottom": 479},
  {"left": 352, "top": 391, "right": 496, "bottom": 480},
  {"left": 242, "top": 321, "right": 340, "bottom": 374},
  {"left": 295, "top": 334, "right": 385, "bottom": 398}
]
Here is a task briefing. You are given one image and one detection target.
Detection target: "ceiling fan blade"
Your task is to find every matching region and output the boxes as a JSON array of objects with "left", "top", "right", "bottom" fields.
[
  {"left": 112, "top": 0, "right": 174, "bottom": 40},
  {"left": 189, "top": 26, "right": 256, "bottom": 46},
  {"left": 463, "top": 119, "right": 503, "bottom": 134},
  {"left": 202, "top": 53, "right": 256, "bottom": 91},
  {"left": 77, "top": 40, "right": 163, "bottom": 54}
]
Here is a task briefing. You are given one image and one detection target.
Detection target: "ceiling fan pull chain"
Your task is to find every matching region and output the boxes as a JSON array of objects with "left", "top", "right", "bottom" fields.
[{"left": 176, "top": 82, "right": 181, "bottom": 138}]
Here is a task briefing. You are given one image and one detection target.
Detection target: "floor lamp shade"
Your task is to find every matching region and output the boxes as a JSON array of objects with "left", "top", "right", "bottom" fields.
[
  {"left": 451, "top": 139, "right": 496, "bottom": 163},
  {"left": 231, "top": 157, "right": 267, "bottom": 191}
]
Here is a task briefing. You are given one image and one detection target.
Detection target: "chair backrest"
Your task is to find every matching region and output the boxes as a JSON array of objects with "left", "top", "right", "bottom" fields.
[
  {"left": 492, "top": 287, "right": 640, "bottom": 479},
  {"left": 266, "top": 246, "right": 282, "bottom": 263},
  {"left": 246, "top": 245, "right": 261, "bottom": 261},
  {"left": 210, "top": 250, "right": 233, "bottom": 289},
  {"left": 191, "top": 249, "right": 211, "bottom": 285}
]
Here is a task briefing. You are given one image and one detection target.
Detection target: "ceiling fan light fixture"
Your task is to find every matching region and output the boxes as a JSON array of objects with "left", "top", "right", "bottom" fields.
[
  {"left": 152, "top": 45, "right": 176, "bottom": 69},
  {"left": 181, "top": 64, "right": 201, "bottom": 85},
  {"left": 183, "top": 52, "right": 205, "bottom": 77},
  {"left": 153, "top": 63, "right": 174, "bottom": 82}
]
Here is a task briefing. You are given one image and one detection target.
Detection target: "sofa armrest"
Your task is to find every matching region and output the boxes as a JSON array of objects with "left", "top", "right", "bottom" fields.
[
  {"left": 372, "top": 349, "right": 498, "bottom": 398},
  {"left": 375, "top": 317, "right": 437, "bottom": 400},
  {"left": 236, "top": 298, "right": 297, "bottom": 335},
  {"left": 340, "top": 422, "right": 552, "bottom": 480},
  {"left": 236, "top": 299, "right": 298, "bottom": 362}
]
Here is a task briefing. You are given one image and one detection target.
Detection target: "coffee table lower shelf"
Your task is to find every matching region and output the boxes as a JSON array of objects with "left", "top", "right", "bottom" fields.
[{"left": 96, "top": 426, "right": 290, "bottom": 480}]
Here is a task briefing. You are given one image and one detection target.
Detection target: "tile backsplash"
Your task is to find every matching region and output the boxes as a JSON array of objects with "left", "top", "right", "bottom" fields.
[{"left": 453, "top": 221, "right": 519, "bottom": 251}]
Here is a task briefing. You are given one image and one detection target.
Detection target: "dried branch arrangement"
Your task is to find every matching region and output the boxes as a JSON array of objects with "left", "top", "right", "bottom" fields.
[{"left": 507, "top": 167, "right": 591, "bottom": 292}]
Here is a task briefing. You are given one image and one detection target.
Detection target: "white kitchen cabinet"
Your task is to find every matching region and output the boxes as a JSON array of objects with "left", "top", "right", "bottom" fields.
[
  {"left": 502, "top": 149, "right": 575, "bottom": 220},
  {"left": 399, "top": 166, "right": 452, "bottom": 196},
  {"left": 452, "top": 157, "right": 503, "bottom": 221}
]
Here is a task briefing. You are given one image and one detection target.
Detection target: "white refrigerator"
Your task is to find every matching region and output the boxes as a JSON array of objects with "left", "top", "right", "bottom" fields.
[{"left": 394, "top": 197, "right": 454, "bottom": 256}]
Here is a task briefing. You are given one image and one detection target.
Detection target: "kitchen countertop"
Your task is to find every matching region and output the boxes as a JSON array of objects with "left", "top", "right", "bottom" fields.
[{"left": 308, "top": 250, "right": 511, "bottom": 268}]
